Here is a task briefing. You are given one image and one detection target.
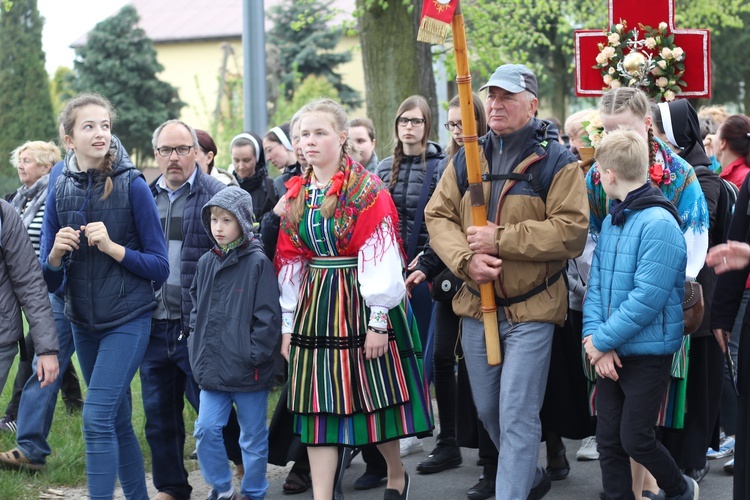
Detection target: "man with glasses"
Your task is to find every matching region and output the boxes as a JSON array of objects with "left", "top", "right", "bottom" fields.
[
  {"left": 145, "top": 120, "right": 242, "bottom": 500},
  {"left": 425, "top": 65, "right": 589, "bottom": 500}
]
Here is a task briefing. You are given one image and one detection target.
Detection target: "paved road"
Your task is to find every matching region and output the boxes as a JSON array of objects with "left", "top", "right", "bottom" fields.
[
  {"left": 259, "top": 435, "right": 733, "bottom": 499},
  {"left": 92, "top": 432, "right": 733, "bottom": 499}
]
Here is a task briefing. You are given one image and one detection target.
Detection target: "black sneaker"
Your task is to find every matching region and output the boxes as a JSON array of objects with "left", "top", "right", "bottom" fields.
[
  {"left": 416, "top": 445, "right": 462, "bottom": 474},
  {"left": 0, "top": 415, "right": 16, "bottom": 434}
]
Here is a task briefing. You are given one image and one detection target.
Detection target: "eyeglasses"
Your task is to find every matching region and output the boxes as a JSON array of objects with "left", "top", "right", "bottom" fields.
[
  {"left": 156, "top": 145, "right": 193, "bottom": 157},
  {"left": 444, "top": 121, "right": 463, "bottom": 131},
  {"left": 397, "top": 117, "right": 426, "bottom": 127}
]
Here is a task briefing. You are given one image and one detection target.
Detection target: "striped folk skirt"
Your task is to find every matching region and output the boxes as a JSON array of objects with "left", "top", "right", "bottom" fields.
[{"left": 288, "top": 257, "right": 433, "bottom": 446}]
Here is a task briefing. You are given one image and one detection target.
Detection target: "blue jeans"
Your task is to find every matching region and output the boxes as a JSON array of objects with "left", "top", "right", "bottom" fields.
[
  {"left": 73, "top": 315, "right": 151, "bottom": 500},
  {"left": 141, "top": 319, "right": 243, "bottom": 499},
  {"left": 195, "top": 389, "right": 269, "bottom": 499},
  {"left": 140, "top": 319, "right": 200, "bottom": 499},
  {"left": 140, "top": 319, "right": 242, "bottom": 500},
  {"left": 461, "top": 314, "right": 553, "bottom": 500},
  {"left": 16, "top": 294, "right": 77, "bottom": 464}
]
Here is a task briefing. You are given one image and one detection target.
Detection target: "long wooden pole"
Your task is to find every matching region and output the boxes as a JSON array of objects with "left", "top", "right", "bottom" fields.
[{"left": 451, "top": 6, "right": 501, "bottom": 366}]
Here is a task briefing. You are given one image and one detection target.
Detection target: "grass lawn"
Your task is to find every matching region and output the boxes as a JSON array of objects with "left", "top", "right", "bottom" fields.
[{"left": 0, "top": 352, "right": 281, "bottom": 499}]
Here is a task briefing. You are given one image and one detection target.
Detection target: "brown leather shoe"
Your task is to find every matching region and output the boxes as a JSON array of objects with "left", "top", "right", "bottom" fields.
[
  {"left": 153, "top": 493, "right": 178, "bottom": 500},
  {"left": 0, "top": 448, "right": 44, "bottom": 472}
]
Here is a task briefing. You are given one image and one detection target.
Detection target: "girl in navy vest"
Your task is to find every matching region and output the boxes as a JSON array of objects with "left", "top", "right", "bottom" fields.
[{"left": 42, "top": 93, "right": 169, "bottom": 499}]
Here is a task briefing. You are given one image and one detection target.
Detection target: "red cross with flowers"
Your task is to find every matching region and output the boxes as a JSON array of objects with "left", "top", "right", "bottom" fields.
[{"left": 575, "top": 0, "right": 710, "bottom": 98}]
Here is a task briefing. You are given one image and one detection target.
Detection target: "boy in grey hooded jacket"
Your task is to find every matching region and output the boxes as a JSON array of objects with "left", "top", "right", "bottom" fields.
[{"left": 189, "top": 186, "right": 281, "bottom": 500}]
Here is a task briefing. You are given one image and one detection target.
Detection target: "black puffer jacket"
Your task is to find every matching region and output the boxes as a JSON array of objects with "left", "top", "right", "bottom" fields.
[{"left": 376, "top": 141, "right": 445, "bottom": 260}]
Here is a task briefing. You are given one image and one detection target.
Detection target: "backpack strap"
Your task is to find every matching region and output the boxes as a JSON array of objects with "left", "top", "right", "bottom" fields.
[
  {"left": 456, "top": 137, "right": 551, "bottom": 203},
  {"left": 465, "top": 267, "right": 565, "bottom": 306}
]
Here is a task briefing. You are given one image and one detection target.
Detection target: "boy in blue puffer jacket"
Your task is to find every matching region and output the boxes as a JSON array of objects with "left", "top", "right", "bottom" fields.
[
  {"left": 582, "top": 130, "right": 699, "bottom": 500},
  {"left": 188, "top": 187, "right": 281, "bottom": 500}
]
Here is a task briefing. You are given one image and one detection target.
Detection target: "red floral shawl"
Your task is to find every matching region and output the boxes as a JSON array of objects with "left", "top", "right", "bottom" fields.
[{"left": 274, "top": 157, "right": 404, "bottom": 273}]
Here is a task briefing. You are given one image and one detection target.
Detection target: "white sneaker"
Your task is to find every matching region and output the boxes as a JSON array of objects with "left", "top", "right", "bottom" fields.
[
  {"left": 576, "top": 436, "right": 599, "bottom": 461},
  {"left": 706, "top": 434, "right": 734, "bottom": 460},
  {"left": 399, "top": 436, "right": 424, "bottom": 457}
]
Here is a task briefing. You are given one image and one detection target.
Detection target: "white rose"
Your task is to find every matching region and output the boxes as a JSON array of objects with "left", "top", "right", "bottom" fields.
[
  {"left": 656, "top": 77, "right": 669, "bottom": 88},
  {"left": 608, "top": 67, "right": 616, "bottom": 75},
  {"left": 652, "top": 66, "right": 664, "bottom": 76},
  {"left": 661, "top": 47, "right": 673, "bottom": 59},
  {"left": 610, "top": 80, "right": 622, "bottom": 89},
  {"left": 659, "top": 22, "right": 668, "bottom": 31},
  {"left": 603, "top": 74, "right": 613, "bottom": 85},
  {"left": 596, "top": 52, "right": 608, "bottom": 65},
  {"left": 664, "top": 90, "right": 676, "bottom": 101},
  {"left": 608, "top": 33, "right": 620, "bottom": 45},
  {"left": 645, "top": 37, "right": 657, "bottom": 49},
  {"left": 602, "top": 46, "right": 616, "bottom": 59},
  {"left": 672, "top": 47, "right": 684, "bottom": 61},
  {"left": 615, "top": 23, "right": 624, "bottom": 33},
  {"left": 658, "top": 60, "right": 667, "bottom": 69},
  {"left": 589, "top": 112, "right": 603, "bottom": 128}
]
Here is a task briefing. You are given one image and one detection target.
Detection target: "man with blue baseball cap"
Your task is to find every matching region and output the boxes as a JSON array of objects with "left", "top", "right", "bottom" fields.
[{"left": 425, "top": 64, "right": 589, "bottom": 499}]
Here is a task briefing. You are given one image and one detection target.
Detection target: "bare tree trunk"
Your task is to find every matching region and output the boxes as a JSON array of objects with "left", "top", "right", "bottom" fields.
[{"left": 356, "top": 0, "right": 438, "bottom": 159}]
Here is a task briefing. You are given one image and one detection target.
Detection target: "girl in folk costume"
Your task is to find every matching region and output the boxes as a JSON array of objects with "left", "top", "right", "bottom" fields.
[
  {"left": 585, "top": 87, "right": 709, "bottom": 499},
  {"left": 276, "top": 99, "right": 433, "bottom": 500}
]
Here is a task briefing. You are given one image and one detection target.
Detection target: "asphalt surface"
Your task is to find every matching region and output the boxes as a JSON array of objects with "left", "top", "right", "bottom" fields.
[
  {"left": 258, "top": 435, "right": 733, "bottom": 499},
  {"left": 91, "top": 427, "right": 734, "bottom": 500}
]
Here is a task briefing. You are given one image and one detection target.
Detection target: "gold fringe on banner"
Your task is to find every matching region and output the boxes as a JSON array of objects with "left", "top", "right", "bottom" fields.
[{"left": 417, "top": 16, "right": 451, "bottom": 44}]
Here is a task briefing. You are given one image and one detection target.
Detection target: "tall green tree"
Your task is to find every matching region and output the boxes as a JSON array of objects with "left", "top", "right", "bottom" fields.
[
  {"left": 704, "top": 7, "right": 750, "bottom": 112},
  {"left": 50, "top": 66, "right": 76, "bottom": 117},
  {"left": 72, "top": 5, "right": 183, "bottom": 165},
  {"left": 0, "top": 0, "right": 56, "bottom": 190},
  {"left": 356, "top": 0, "right": 438, "bottom": 160},
  {"left": 267, "top": 0, "right": 360, "bottom": 114}
]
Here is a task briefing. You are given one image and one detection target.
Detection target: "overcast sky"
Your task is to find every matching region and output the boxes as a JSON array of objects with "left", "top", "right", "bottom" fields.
[{"left": 38, "top": 0, "right": 128, "bottom": 74}]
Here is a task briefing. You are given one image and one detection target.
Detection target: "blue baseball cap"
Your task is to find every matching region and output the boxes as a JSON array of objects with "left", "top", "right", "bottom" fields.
[{"left": 479, "top": 64, "right": 538, "bottom": 97}]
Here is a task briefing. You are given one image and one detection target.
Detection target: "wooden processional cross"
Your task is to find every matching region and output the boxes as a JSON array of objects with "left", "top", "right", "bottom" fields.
[{"left": 575, "top": 0, "right": 711, "bottom": 98}]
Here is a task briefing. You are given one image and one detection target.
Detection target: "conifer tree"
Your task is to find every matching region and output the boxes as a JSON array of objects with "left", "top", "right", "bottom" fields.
[
  {"left": 267, "top": 0, "right": 360, "bottom": 110},
  {"left": 72, "top": 5, "right": 183, "bottom": 164},
  {"left": 0, "top": 0, "right": 57, "bottom": 191}
]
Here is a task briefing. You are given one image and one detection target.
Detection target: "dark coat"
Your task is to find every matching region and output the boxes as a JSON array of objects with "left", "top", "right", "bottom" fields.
[
  {"left": 188, "top": 187, "right": 281, "bottom": 392},
  {"left": 376, "top": 141, "right": 445, "bottom": 260}
]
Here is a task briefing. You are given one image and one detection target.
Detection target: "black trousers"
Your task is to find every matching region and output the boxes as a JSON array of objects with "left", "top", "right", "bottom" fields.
[
  {"left": 432, "top": 299, "right": 460, "bottom": 446},
  {"left": 596, "top": 355, "right": 685, "bottom": 500}
]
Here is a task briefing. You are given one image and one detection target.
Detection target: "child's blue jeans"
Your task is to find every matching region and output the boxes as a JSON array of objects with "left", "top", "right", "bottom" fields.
[{"left": 195, "top": 389, "right": 270, "bottom": 499}]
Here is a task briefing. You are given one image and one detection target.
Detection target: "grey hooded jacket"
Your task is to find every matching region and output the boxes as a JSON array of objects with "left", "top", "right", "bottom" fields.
[
  {"left": 188, "top": 187, "right": 281, "bottom": 392},
  {"left": 0, "top": 200, "right": 58, "bottom": 354}
]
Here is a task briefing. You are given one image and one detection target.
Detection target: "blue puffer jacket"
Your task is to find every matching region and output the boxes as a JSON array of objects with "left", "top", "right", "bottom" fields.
[
  {"left": 149, "top": 167, "right": 226, "bottom": 331},
  {"left": 583, "top": 207, "right": 687, "bottom": 357}
]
